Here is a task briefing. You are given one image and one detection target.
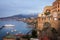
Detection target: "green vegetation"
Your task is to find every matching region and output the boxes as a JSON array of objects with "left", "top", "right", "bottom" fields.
[
  {"left": 44, "top": 12, "right": 50, "bottom": 15},
  {"left": 31, "top": 29, "right": 37, "bottom": 38},
  {"left": 5, "top": 35, "right": 15, "bottom": 39}
]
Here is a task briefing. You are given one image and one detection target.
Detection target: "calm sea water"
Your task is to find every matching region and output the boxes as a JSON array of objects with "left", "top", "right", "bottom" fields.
[{"left": 0, "top": 20, "right": 32, "bottom": 40}]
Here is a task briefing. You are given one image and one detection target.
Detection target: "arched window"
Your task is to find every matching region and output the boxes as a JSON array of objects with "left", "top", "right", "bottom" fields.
[
  {"left": 58, "top": 18, "right": 60, "bottom": 20},
  {"left": 43, "top": 22, "right": 51, "bottom": 29}
]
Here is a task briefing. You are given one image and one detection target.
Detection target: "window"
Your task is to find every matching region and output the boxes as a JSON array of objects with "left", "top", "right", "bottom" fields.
[
  {"left": 48, "top": 17, "right": 51, "bottom": 20},
  {"left": 53, "top": 12, "right": 57, "bottom": 17},
  {"left": 44, "top": 17, "right": 46, "bottom": 20},
  {"left": 43, "top": 22, "right": 51, "bottom": 28},
  {"left": 42, "top": 18, "right": 43, "bottom": 20},
  {"left": 58, "top": 18, "right": 60, "bottom": 20},
  {"left": 58, "top": 10, "right": 60, "bottom": 12},
  {"left": 48, "top": 16, "right": 51, "bottom": 20},
  {"left": 58, "top": 2, "right": 60, "bottom": 8}
]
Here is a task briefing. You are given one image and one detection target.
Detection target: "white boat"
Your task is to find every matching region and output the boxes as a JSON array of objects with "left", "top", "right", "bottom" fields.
[
  {"left": 4, "top": 24, "right": 15, "bottom": 27},
  {"left": 4, "top": 24, "right": 15, "bottom": 28}
]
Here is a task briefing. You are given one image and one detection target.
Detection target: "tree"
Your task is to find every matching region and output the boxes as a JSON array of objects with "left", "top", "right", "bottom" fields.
[
  {"left": 31, "top": 29, "right": 37, "bottom": 38},
  {"left": 26, "top": 19, "right": 38, "bottom": 38},
  {"left": 51, "top": 28, "right": 58, "bottom": 40}
]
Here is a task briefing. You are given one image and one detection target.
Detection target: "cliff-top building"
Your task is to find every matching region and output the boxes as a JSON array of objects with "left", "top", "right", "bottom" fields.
[{"left": 37, "top": 0, "right": 60, "bottom": 30}]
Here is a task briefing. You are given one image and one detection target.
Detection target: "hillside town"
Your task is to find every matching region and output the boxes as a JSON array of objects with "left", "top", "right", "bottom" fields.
[{"left": 0, "top": 0, "right": 60, "bottom": 40}]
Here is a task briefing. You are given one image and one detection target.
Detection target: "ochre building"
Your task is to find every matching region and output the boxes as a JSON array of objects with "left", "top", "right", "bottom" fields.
[{"left": 37, "top": 0, "right": 60, "bottom": 30}]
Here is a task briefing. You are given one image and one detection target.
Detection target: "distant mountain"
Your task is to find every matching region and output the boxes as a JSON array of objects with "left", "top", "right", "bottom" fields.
[
  {"left": 0, "top": 13, "right": 38, "bottom": 19},
  {"left": 12, "top": 14, "right": 38, "bottom": 18}
]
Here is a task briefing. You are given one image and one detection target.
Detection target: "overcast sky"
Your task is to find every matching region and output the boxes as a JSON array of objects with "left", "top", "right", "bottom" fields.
[{"left": 0, "top": 0, "right": 55, "bottom": 18}]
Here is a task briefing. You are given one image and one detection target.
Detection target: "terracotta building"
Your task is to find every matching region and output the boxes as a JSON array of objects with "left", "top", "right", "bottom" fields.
[{"left": 37, "top": 0, "right": 60, "bottom": 30}]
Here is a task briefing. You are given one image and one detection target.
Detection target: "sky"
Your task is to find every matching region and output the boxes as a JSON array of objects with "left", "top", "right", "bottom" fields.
[{"left": 0, "top": 0, "right": 55, "bottom": 18}]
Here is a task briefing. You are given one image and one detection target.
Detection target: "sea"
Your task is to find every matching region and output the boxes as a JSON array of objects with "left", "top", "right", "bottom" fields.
[{"left": 0, "top": 20, "right": 33, "bottom": 40}]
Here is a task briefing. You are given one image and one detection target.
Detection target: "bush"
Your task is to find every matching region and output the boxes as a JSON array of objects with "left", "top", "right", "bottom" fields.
[{"left": 31, "top": 29, "right": 37, "bottom": 38}]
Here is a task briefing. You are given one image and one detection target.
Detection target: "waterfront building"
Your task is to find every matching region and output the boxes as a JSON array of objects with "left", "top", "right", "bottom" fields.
[{"left": 37, "top": 0, "right": 60, "bottom": 30}]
